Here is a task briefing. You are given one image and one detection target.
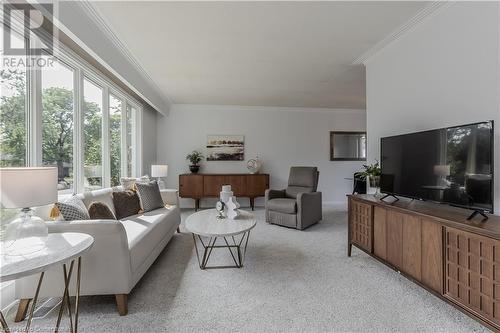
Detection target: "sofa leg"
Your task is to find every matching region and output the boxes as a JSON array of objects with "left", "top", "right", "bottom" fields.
[
  {"left": 15, "top": 298, "right": 31, "bottom": 322},
  {"left": 115, "top": 294, "right": 128, "bottom": 316},
  {"left": 177, "top": 227, "right": 180, "bottom": 233}
]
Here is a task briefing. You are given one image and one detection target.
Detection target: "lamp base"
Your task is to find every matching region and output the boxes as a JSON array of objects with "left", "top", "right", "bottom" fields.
[
  {"left": 4, "top": 208, "right": 48, "bottom": 239},
  {"left": 2, "top": 209, "right": 48, "bottom": 255}
]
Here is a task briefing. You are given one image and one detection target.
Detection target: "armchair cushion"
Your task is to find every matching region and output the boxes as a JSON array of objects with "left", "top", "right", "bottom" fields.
[{"left": 267, "top": 198, "right": 297, "bottom": 214}]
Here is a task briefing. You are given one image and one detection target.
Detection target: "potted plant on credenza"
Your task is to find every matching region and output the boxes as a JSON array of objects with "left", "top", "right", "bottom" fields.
[
  {"left": 359, "top": 161, "right": 381, "bottom": 194},
  {"left": 186, "top": 150, "right": 204, "bottom": 173}
]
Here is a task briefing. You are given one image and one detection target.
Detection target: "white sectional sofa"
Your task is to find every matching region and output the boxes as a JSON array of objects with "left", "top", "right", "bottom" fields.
[{"left": 14, "top": 187, "right": 181, "bottom": 319}]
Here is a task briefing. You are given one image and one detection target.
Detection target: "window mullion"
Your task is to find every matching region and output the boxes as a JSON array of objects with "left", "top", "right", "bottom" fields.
[
  {"left": 28, "top": 53, "right": 42, "bottom": 167},
  {"left": 102, "top": 88, "right": 110, "bottom": 188},
  {"left": 121, "top": 99, "right": 127, "bottom": 178},
  {"left": 74, "top": 68, "right": 84, "bottom": 194}
]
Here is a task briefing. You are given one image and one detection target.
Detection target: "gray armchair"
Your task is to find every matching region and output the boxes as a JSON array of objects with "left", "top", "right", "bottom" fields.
[{"left": 265, "top": 167, "right": 322, "bottom": 230}]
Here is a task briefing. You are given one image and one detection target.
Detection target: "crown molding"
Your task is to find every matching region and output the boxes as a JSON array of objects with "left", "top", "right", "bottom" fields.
[
  {"left": 353, "top": 1, "right": 451, "bottom": 65},
  {"left": 76, "top": 0, "right": 173, "bottom": 111}
]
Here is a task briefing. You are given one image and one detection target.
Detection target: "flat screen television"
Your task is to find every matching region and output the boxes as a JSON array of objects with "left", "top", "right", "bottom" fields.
[{"left": 380, "top": 121, "right": 494, "bottom": 214}]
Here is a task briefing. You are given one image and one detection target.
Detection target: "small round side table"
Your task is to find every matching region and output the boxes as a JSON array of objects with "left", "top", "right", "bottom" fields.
[{"left": 0, "top": 232, "right": 94, "bottom": 333}]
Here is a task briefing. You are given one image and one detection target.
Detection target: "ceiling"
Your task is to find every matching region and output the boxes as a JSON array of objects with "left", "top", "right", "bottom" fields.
[{"left": 91, "top": 1, "right": 428, "bottom": 109}]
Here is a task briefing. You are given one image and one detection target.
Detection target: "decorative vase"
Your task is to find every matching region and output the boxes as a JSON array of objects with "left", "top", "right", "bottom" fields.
[
  {"left": 366, "top": 176, "right": 380, "bottom": 195},
  {"left": 226, "top": 196, "right": 241, "bottom": 220},
  {"left": 247, "top": 156, "right": 262, "bottom": 174},
  {"left": 220, "top": 185, "right": 233, "bottom": 204},
  {"left": 189, "top": 165, "right": 200, "bottom": 173}
]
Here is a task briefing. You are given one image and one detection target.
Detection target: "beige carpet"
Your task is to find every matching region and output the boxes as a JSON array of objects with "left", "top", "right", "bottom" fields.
[{"left": 5, "top": 207, "right": 489, "bottom": 332}]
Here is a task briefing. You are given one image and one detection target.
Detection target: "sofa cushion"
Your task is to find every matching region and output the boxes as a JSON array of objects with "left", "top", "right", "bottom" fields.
[
  {"left": 80, "top": 188, "right": 116, "bottom": 216},
  {"left": 267, "top": 198, "right": 297, "bottom": 214},
  {"left": 121, "top": 207, "right": 178, "bottom": 273},
  {"left": 113, "top": 190, "right": 141, "bottom": 219},
  {"left": 88, "top": 202, "right": 116, "bottom": 220},
  {"left": 135, "top": 181, "right": 164, "bottom": 212}
]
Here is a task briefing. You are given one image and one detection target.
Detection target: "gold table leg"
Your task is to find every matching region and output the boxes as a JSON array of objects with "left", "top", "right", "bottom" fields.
[{"left": 0, "top": 310, "right": 10, "bottom": 333}]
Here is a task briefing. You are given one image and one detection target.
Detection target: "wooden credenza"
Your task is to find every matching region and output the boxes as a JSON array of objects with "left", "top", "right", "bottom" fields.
[
  {"left": 179, "top": 173, "right": 269, "bottom": 211},
  {"left": 348, "top": 194, "right": 500, "bottom": 331}
]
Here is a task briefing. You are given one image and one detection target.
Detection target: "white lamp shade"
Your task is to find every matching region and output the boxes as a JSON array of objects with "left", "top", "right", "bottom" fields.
[
  {"left": 433, "top": 165, "right": 451, "bottom": 177},
  {"left": 0, "top": 167, "right": 58, "bottom": 208},
  {"left": 151, "top": 165, "right": 168, "bottom": 178}
]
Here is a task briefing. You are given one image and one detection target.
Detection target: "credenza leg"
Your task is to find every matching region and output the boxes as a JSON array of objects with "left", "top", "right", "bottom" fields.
[
  {"left": 195, "top": 199, "right": 200, "bottom": 211},
  {"left": 348, "top": 243, "right": 352, "bottom": 257},
  {"left": 250, "top": 198, "right": 255, "bottom": 211}
]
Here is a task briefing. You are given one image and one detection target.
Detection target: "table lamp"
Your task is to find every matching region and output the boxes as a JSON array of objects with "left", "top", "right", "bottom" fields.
[
  {"left": 433, "top": 165, "right": 450, "bottom": 187},
  {"left": 0, "top": 167, "right": 57, "bottom": 242},
  {"left": 151, "top": 164, "right": 168, "bottom": 190}
]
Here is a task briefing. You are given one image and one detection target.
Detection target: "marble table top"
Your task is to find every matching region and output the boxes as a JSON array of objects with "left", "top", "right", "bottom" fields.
[
  {"left": 0, "top": 233, "right": 94, "bottom": 283},
  {"left": 185, "top": 209, "right": 256, "bottom": 237}
]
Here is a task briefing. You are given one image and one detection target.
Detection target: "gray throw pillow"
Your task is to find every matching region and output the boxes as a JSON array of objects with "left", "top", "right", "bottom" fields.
[
  {"left": 135, "top": 181, "right": 164, "bottom": 212},
  {"left": 56, "top": 195, "right": 90, "bottom": 221}
]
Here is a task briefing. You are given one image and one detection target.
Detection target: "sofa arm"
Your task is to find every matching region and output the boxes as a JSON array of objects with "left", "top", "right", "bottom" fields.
[
  {"left": 297, "top": 192, "right": 322, "bottom": 230},
  {"left": 16, "top": 220, "right": 132, "bottom": 299},
  {"left": 265, "top": 189, "right": 286, "bottom": 202}
]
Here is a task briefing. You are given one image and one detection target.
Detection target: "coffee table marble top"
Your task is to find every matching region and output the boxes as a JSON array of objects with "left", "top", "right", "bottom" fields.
[
  {"left": 185, "top": 209, "right": 256, "bottom": 237},
  {"left": 0, "top": 232, "right": 94, "bottom": 282}
]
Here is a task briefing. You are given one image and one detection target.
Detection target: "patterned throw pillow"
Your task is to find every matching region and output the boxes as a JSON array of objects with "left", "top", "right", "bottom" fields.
[
  {"left": 55, "top": 195, "right": 90, "bottom": 221},
  {"left": 112, "top": 190, "right": 141, "bottom": 219},
  {"left": 88, "top": 202, "right": 116, "bottom": 220},
  {"left": 135, "top": 181, "right": 164, "bottom": 212}
]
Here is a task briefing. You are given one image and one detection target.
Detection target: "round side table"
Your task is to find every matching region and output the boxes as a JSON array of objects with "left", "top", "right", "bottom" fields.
[{"left": 0, "top": 232, "right": 94, "bottom": 333}]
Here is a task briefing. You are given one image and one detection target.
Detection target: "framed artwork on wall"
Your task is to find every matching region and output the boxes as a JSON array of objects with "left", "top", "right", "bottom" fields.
[
  {"left": 206, "top": 135, "right": 245, "bottom": 161},
  {"left": 330, "top": 131, "right": 367, "bottom": 161}
]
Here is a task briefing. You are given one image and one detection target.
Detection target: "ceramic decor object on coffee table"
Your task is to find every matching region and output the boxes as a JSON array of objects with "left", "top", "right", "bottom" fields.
[
  {"left": 185, "top": 209, "right": 256, "bottom": 269},
  {"left": 0, "top": 232, "right": 94, "bottom": 333}
]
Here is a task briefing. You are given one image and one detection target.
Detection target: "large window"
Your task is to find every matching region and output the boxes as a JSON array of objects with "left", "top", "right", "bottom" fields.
[
  {"left": 0, "top": 18, "right": 143, "bottom": 195},
  {"left": 83, "top": 78, "right": 103, "bottom": 190},
  {"left": 41, "top": 60, "right": 75, "bottom": 193}
]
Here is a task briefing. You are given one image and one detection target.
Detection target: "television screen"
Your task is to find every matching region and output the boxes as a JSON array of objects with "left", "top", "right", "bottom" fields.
[{"left": 380, "top": 121, "right": 493, "bottom": 212}]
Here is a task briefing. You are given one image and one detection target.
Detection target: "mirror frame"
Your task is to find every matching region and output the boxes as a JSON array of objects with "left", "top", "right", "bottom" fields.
[{"left": 330, "top": 131, "right": 367, "bottom": 161}]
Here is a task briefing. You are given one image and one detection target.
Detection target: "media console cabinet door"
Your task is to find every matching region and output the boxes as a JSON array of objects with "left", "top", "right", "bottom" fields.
[
  {"left": 402, "top": 215, "right": 422, "bottom": 280},
  {"left": 373, "top": 206, "right": 387, "bottom": 260},
  {"left": 421, "top": 219, "right": 443, "bottom": 293},
  {"left": 444, "top": 227, "right": 500, "bottom": 327},
  {"left": 350, "top": 200, "right": 373, "bottom": 252},
  {"left": 179, "top": 175, "right": 203, "bottom": 198},
  {"left": 386, "top": 210, "right": 403, "bottom": 270}
]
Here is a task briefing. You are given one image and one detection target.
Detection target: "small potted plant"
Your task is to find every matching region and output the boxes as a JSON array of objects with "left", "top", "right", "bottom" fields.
[
  {"left": 359, "top": 160, "right": 381, "bottom": 190},
  {"left": 186, "top": 151, "right": 204, "bottom": 173}
]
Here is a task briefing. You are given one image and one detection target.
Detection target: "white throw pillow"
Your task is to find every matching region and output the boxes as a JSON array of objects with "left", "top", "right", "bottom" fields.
[{"left": 120, "top": 175, "right": 150, "bottom": 190}]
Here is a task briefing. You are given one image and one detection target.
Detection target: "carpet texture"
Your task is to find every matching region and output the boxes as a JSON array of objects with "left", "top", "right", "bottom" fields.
[{"left": 6, "top": 207, "right": 490, "bottom": 332}]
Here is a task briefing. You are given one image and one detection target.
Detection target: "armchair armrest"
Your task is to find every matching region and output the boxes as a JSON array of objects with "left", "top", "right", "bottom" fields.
[
  {"left": 297, "top": 192, "right": 322, "bottom": 230},
  {"left": 265, "top": 189, "right": 286, "bottom": 202}
]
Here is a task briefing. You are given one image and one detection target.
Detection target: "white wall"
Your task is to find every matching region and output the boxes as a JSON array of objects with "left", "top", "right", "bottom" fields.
[
  {"left": 156, "top": 104, "right": 366, "bottom": 208},
  {"left": 365, "top": 2, "right": 500, "bottom": 211},
  {"left": 142, "top": 106, "right": 158, "bottom": 175}
]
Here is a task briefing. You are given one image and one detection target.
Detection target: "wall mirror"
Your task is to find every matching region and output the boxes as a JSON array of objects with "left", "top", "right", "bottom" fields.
[{"left": 330, "top": 131, "right": 367, "bottom": 161}]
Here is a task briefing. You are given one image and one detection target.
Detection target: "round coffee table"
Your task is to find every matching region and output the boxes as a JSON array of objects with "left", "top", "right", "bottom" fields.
[{"left": 185, "top": 209, "right": 256, "bottom": 269}]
